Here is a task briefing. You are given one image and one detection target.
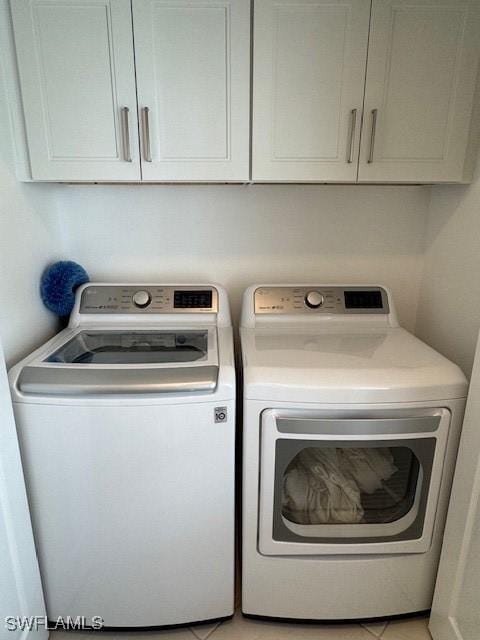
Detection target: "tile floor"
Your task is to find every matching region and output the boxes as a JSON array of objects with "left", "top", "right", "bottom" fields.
[{"left": 52, "top": 611, "right": 431, "bottom": 640}]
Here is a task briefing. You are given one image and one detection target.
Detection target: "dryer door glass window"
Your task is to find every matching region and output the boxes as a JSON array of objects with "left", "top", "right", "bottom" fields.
[
  {"left": 282, "top": 446, "right": 419, "bottom": 526},
  {"left": 46, "top": 330, "right": 208, "bottom": 365},
  {"left": 273, "top": 438, "right": 436, "bottom": 544}
]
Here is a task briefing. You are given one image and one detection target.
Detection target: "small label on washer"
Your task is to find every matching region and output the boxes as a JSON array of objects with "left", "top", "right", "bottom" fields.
[{"left": 215, "top": 407, "right": 227, "bottom": 423}]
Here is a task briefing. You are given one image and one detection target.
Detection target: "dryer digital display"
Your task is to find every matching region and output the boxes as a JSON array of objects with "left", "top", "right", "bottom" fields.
[{"left": 344, "top": 290, "right": 383, "bottom": 309}]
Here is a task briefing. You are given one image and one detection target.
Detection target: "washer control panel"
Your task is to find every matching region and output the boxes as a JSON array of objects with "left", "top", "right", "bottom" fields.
[
  {"left": 80, "top": 286, "right": 218, "bottom": 314},
  {"left": 254, "top": 286, "right": 389, "bottom": 315}
]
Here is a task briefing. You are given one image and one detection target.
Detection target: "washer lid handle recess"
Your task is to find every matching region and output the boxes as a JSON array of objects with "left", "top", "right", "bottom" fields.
[{"left": 17, "top": 365, "right": 218, "bottom": 396}]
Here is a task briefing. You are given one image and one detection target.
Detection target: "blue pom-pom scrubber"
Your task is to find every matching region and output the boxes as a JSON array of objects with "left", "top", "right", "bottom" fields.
[{"left": 40, "top": 261, "right": 89, "bottom": 317}]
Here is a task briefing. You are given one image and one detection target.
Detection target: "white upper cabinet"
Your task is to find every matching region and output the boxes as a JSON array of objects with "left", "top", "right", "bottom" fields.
[
  {"left": 11, "top": 0, "right": 249, "bottom": 182},
  {"left": 252, "top": 0, "right": 371, "bottom": 182},
  {"left": 252, "top": 0, "right": 480, "bottom": 183},
  {"left": 132, "top": 0, "right": 250, "bottom": 181},
  {"left": 11, "top": 0, "right": 140, "bottom": 181},
  {"left": 9, "top": 0, "right": 480, "bottom": 182},
  {"left": 358, "top": 0, "right": 480, "bottom": 183}
]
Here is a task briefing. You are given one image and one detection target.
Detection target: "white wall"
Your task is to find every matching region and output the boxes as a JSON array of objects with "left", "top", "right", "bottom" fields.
[
  {"left": 0, "top": 0, "right": 60, "bottom": 367},
  {"left": 416, "top": 157, "right": 480, "bottom": 377},
  {"left": 0, "top": 338, "right": 47, "bottom": 640},
  {"left": 55, "top": 183, "right": 430, "bottom": 329}
]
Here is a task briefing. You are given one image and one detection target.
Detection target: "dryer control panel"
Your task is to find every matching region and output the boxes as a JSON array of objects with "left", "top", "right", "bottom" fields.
[
  {"left": 254, "top": 286, "right": 389, "bottom": 315},
  {"left": 79, "top": 285, "right": 218, "bottom": 314}
]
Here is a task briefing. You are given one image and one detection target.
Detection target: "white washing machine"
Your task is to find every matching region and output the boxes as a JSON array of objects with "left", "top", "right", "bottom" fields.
[
  {"left": 240, "top": 284, "right": 468, "bottom": 621},
  {"left": 9, "top": 283, "right": 235, "bottom": 628}
]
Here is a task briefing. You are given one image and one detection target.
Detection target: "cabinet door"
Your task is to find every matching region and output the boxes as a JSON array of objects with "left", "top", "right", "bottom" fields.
[
  {"left": 11, "top": 0, "right": 140, "bottom": 181},
  {"left": 252, "top": 0, "right": 371, "bottom": 182},
  {"left": 132, "top": 0, "right": 250, "bottom": 181},
  {"left": 359, "top": 0, "right": 480, "bottom": 183}
]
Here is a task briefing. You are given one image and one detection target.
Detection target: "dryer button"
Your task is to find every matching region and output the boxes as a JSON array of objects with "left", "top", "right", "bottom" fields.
[{"left": 305, "top": 291, "right": 325, "bottom": 309}]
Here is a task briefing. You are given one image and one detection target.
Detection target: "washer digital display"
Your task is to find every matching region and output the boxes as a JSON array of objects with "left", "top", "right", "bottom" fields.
[{"left": 174, "top": 290, "right": 213, "bottom": 309}]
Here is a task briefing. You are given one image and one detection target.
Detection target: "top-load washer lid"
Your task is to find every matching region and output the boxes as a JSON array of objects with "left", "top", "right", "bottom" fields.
[
  {"left": 46, "top": 330, "right": 208, "bottom": 365},
  {"left": 17, "top": 328, "right": 219, "bottom": 396}
]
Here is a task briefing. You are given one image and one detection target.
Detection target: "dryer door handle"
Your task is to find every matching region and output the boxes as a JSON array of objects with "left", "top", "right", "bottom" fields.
[{"left": 275, "top": 415, "right": 441, "bottom": 437}]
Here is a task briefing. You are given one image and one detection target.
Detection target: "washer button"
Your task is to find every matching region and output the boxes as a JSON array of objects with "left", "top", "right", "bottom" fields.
[{"left": 132, "top": 290, "right": 151, "bottom": 308}]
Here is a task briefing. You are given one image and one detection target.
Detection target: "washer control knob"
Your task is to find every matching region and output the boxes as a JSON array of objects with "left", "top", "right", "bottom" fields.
[
  {"left": 132, "top": 290, "right": 151, "bottom": 308},
  {"left": 305, "top": 290, "right": 324, "bottom": 309}
]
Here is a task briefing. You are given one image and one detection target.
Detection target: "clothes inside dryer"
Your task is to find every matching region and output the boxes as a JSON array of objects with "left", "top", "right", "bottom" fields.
[
  {"left": 46, "top": 330, "right": 208, "bottom": 365},
  {"left": 282, "top": 446, "right": 420, "bottom": 525}
]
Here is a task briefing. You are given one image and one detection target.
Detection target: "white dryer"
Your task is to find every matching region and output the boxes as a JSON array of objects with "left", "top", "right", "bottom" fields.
[
  {"left": 9, "top": 283, "right": 235, "bottom": 628},
  {"left": 240, "top": 284, "right": 467, "bottom": 621}
]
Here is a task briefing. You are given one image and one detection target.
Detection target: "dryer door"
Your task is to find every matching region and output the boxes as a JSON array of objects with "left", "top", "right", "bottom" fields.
[{"left": 258, "top": 408, "right": 451, "bottom": 556}]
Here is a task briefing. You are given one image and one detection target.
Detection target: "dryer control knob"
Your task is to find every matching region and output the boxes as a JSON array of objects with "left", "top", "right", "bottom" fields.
[
  {"left": 305, "top": 290, "right": 324, "bottom": 309},
  {"left": 132, "top": 290, "right": 151, "bottom": 308}
]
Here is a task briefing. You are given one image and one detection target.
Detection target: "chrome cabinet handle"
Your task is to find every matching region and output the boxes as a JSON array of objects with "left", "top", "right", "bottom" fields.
[
  {"left": 368, "top": 108, "right": 378, "bottom": 164},
  {"left": 121, "top": 107, "right": 131, "bottom": 162},
  {"left": 347, "top": 108, "right": 357, "bottom": 163},
  {"left": 142, "top": 107, "right": 152, "bottom": 162}
]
